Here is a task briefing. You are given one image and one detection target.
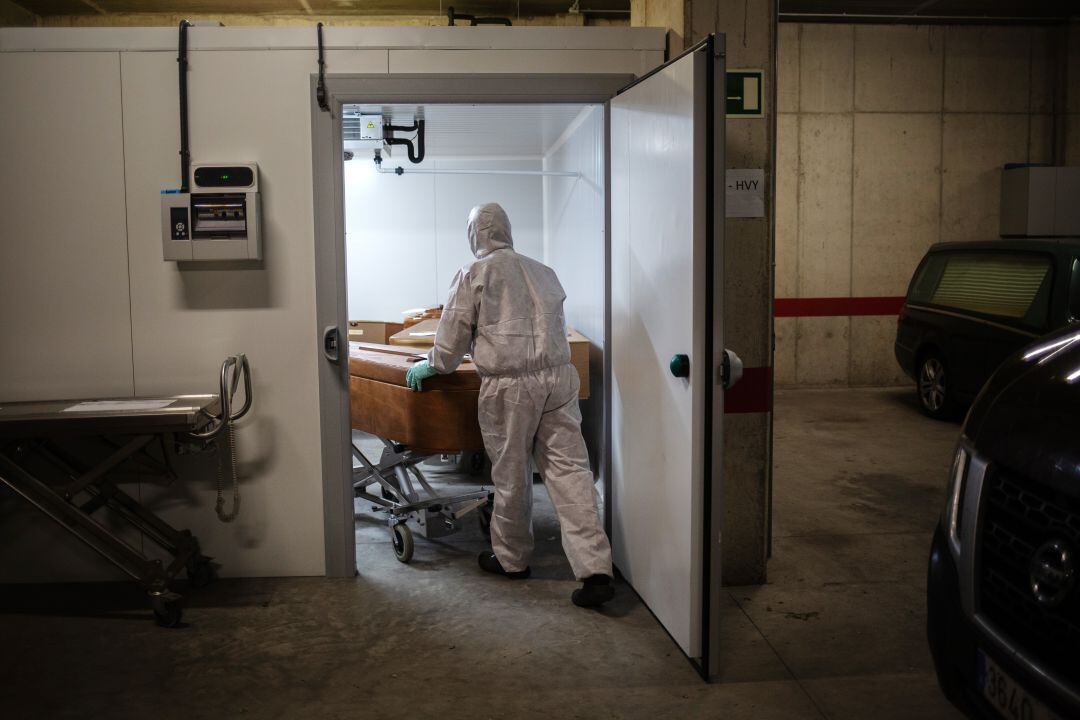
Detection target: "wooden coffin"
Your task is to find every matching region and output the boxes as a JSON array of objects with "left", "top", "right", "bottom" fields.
[
  {"left": 347, "top": 320, "right": 404, "bottom": 345},
  {"left": 348, "top": 342, "right": 483, "bottom": 454},
  {"left": 388, "top": 318, "right": 440, "bottom": 347},
  {"left": 386, "top": 324, "right": 591, "bottom": 400}
]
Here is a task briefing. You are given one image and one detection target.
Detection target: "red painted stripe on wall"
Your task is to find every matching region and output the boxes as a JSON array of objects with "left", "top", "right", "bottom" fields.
[
  {"left": 774, "top": 296, "right": 905, "bottom": 317},
  {"left": 724, "top": 366, "right": 772, "bottom": 414},
  {"left": 723, "top": 297, "right": 903, "bottom": 413}
]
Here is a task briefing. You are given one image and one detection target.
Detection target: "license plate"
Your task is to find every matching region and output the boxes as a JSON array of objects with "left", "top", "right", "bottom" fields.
[{"left": 978, "top": 650, "right": 1061, "bottom": 720}]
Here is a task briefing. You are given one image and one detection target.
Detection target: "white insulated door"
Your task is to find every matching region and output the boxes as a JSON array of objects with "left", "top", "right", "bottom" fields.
[{"left": 609, "top": 41, "right": 720, "bottom": 669}]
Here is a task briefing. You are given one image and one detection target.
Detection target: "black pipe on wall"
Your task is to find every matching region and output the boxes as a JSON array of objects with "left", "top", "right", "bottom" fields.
[
  {"left": 316, "top": 22, "right": 329, "bottom": 113},
  {"left": 447, "top": 7, "right": 513, "bottom": 26},
  {"left": 384, "top": 120, "right": 426, "bottom": 164},
  {"left": 178, "top": 19, "right": 192, "bottom": 193}
]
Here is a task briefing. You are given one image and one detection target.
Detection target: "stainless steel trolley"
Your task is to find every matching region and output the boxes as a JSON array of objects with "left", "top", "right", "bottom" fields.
[
  {"left": 0, "top": 355, "right": 252, "bottom": 626},
  {"left": 352, "top": 438, "right": 492, "bottom": 563}
]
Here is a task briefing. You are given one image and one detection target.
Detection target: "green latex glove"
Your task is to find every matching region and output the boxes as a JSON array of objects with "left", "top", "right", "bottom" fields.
[{"left": 406, "top": 360, "right": 438, "bottom": 391}]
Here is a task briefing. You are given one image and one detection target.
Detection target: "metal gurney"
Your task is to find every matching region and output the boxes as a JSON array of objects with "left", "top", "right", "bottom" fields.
[
  {"left": 0, "top": 355, "right": 252, "bottom": 627},
  {"left": 348, "top": 342, "right": 491, "bottom": 562},
  {"left": 351, "top": 439, "right": 491, "bottom": 563}
]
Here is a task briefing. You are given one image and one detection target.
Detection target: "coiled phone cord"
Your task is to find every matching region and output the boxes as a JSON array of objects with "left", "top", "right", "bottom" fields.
[
  {"left": 215, "top": 420, "right": 241, "bottom": 523},
  {"left": 191, "top": 354, "right": 250, "bottom": 522}
]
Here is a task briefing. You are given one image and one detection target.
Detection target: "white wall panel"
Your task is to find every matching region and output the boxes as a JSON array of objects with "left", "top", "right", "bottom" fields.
[
  {"left": 0, "top": 52, "right": 133, "bottom": 402},
  {"left": 432, "top": 158, "right": 543, "bottom": 299},
  {"left": 0, "top": 26, "right": 666, "bottom": 53},
  {"left": 345, "top": 159, "right": 438, "bottom": 321},
  {"left": 389, "top": 49, "right": 663, "bottom": 76},
  {"left": 543, "top": 106, "right": 606, "bottom": 466},
  {"left": 0, "top": 52, "right": 134, "bottom": 582},
  {"left": 118, "top": 47, "right": 383, "bottom": 578},
  {"left": 324, "top": 48, "right": 393, "bottom": 74},
  {"left": 344, "top": 156, "right": 543, "bottom": 322}
]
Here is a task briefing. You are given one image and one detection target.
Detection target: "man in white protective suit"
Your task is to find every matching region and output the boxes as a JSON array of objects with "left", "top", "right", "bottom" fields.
[{"left": 405, "top": 202, "right": 615, "bottom": 608}]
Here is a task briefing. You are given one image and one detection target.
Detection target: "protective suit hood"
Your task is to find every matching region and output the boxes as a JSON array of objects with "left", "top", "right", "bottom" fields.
[
  {"left": 468, "top": 203, "right": 514, "bottom": 259},
  {"left": 430, "top": 202, "right": 569, "bottom": 378}
]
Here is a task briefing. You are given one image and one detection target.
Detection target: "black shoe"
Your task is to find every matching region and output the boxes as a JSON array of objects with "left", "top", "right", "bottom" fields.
[
  {"left": 572, "top": 574, "right": 614, "bottom": 608},
  {"left": 477, "top": 551, "right": 531, "bottom": 579}
]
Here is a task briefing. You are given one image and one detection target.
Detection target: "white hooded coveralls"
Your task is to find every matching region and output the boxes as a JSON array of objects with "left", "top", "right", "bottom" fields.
[{"left": 427, "top": 203, "right": 613, "bottom": 579}]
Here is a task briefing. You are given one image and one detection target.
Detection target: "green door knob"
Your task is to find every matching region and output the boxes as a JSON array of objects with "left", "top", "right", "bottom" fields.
[{"left": 669, "top": 354, "right": 690, "bottom": 378}]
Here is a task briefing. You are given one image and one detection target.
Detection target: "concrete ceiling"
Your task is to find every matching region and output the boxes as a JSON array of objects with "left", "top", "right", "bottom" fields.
[
  {"left": 779, "top": 0, "right": 1077, "bottom": 23},
  {"left": 11, "top": 0, "right": 629, "bottom": 17},
  {"left": 15, "top": 0, "right": 1068, "bottom": 22}
]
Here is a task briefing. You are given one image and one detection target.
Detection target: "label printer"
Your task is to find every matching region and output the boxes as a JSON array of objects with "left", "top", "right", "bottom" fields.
[{"left": 162, "top": 162, "right": 261, "bottom": 261}]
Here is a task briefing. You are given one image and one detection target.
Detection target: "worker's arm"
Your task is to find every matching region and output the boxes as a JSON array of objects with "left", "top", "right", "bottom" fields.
[{"left": 427, "top": 268, "right": 477, "bottom": 374}]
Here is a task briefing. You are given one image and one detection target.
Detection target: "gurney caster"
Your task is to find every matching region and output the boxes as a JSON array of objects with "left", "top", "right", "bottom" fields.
[
  {"left": 151, "top": 591, "right": 184, "bottom": 629},
  {"left": 392, "top": 523, "right": 414, "bottom": 563}
]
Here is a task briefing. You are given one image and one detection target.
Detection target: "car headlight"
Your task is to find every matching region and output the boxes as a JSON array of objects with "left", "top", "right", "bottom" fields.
[{"left": 945, "top": 443, "right": 969, "bottom": 556}]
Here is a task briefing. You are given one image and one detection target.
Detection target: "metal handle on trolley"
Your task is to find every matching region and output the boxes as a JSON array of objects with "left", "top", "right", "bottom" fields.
[
  {"left": 191, "top": 354, "right": 253, "bottom": 439},
  {"left": 226, "top": 353, "right": 253, "bottom": 421}
]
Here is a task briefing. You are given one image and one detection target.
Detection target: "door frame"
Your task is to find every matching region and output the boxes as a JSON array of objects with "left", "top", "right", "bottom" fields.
[
  {"left": 704, "top": 34, "right": 726, "bottom": 681},
  {"left": 309, "top": 73, "right": 632, "bottom": 580}
]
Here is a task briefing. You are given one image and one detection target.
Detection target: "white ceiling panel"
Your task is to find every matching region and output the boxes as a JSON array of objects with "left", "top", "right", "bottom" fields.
[{"left": 342, "top": 103, "right": 593, "bottom": 157}]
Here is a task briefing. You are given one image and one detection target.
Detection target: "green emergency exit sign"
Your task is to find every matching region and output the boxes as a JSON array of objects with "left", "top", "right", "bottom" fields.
[{"left": 727, "top": 69, "right": 764, "bottom": 118}]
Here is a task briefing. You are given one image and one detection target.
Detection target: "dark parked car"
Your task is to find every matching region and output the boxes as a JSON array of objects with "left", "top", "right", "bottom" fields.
[
  {"left": 896, "top": 239, "right": 1080, "bottom": 419},
  {"left": 928, "top": 323, "right": 1080, "bottom": 720}
]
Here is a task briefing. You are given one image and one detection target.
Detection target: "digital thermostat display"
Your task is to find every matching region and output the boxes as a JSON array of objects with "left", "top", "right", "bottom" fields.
[{"left": 194, "top": 166, "right": 254, "bottom": 188}]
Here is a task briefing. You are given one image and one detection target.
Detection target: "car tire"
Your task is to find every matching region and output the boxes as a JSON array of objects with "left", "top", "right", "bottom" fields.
[{"left": 917, "top": 351, "right": 954, "bottom": 420}]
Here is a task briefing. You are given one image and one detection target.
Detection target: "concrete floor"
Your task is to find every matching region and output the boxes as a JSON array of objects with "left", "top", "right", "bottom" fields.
[{"left": 1, "top": 388, "right": 964, "bottom": 719}]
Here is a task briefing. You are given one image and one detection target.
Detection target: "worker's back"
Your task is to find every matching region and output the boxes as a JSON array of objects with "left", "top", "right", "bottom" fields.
[
  {"left": 467, "top": 247, "right": 571, "bottom": 376},
  {"left": 428, "top": 203, "right": 572, "bottom": 378}
]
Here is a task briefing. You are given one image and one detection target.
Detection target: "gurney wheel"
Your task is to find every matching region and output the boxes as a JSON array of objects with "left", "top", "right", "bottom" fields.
[
  {"left": 392, "top": 523, "right": 414, "bottom": 563},
  {"left": 467, "top": 451, "right": 486, "bottom": 476},
  {"left": 153, "top": 602, "right": 183, "bottom": 628},
  {"left": 187, "top": 558, "right": 217, "bottom": 589}
]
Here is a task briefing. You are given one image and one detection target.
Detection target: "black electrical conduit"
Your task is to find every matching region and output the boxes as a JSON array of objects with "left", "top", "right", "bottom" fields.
[
  {"left": 177, "top": 19, "right": 192, "bottom": 193},
  {"left": 447, "top": 7, "right": 512, "bottom": 26},
  {"left": 316, "top": 22, "right": 329, "bottom": 112},
  {"left": 384, "top": 120, "right": 426, "bottom": 164}
]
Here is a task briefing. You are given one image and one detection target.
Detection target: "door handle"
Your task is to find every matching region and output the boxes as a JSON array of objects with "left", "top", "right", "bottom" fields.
[
  {"left": 721, "top": 349, "right": 743, "bottom": 389},
  {"left": 323, "top": 325, "right": 340, "bottom": 363},
  {"left": 669, "top": 354, "right": 690, "bottom": 378}
]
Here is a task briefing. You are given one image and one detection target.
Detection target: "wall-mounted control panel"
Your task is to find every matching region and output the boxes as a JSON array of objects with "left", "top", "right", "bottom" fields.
[{"left": 162, "top": 162, "right": 261, "bottom": 262}]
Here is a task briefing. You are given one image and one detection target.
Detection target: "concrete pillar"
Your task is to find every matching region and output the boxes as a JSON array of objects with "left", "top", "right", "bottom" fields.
[
  {"left": 630, "top": 0, "right": 688, "bottom": 55},
  {"left": 634, "top": 0, "right": 775, "bottom": 585}
]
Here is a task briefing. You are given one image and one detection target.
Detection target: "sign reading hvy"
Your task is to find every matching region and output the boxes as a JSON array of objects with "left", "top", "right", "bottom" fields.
[{"left": 726, "top": 169, "right": 765, "bottom": 218}]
